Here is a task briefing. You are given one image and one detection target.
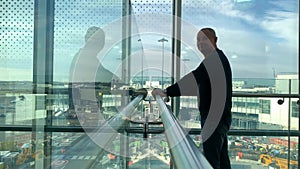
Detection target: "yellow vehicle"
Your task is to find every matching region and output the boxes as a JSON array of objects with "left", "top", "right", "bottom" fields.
[{"left": 260, "top": 152, "right": 298, "bottom": 169}]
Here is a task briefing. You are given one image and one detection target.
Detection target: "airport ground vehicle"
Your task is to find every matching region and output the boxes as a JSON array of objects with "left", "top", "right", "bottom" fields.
[{"left": 260, "top": 152, "right": 298, "bottom": 169}]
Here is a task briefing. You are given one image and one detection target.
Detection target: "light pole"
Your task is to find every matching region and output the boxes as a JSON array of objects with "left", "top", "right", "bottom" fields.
[
  {"left": 138, "top": 39, "right": 143, "bottom": 87},
  {"left": 158, "top": 38, "right": 168, "bottom": 89},
  {"left": 137, "top": 38, "right": 145, "bottom": 119}
]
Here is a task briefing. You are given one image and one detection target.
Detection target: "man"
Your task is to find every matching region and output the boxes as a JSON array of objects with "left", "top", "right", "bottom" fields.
[
  {"left": 70, "top": 26, "right": 116, "bottom": 84},
  {"left": 69, "top": 26, "right": 119, "bottom": 120},
  {"left": 152, "top": 28, "right": 232, "bottom": 169}
]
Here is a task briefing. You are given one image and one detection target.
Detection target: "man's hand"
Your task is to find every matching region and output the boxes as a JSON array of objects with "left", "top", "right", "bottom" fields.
[{"left": 151, "top": 88, "right": 167, "bottom": 99}]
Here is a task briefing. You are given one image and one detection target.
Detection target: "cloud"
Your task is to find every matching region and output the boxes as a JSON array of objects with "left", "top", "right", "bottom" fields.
[
  {"left": 215, "top": 0, "right": 255, "bottom": 22},
  {"left": 261, "top": 10, "right": 299, "bottom": 45},
  {"left": 197, "top": 0, "right": 299, "bottom": 77}
]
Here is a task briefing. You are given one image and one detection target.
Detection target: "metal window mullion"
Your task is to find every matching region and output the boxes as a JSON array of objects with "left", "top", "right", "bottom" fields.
[
  {"left": 33, "top": 0, "right": 54, "bottom": 168},
  {"left": 298, "top": 13, "right": 300, "bottom": 167},
  {"left": 1, "top": 126, "right": 300, "bottom": 136},
  {"left": 121, "top": 1, "right": 131, "bottom": 168},
  {"left": 171, "top": 0, "right": 182, "bottom": 119},
  {"left": 288, "top": 79, "right": 291, "bottom": 169}
]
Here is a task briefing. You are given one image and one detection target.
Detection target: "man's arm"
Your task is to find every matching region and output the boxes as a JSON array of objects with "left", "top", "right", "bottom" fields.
[
  {"left": 166, "top": 72, "right": 198, "bottom": 97},
  {"left": 152, "top": 64, "right": 202, "bottom": 98}
]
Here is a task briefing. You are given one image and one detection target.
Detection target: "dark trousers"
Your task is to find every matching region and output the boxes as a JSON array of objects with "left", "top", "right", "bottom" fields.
[{"left": 203, "top": 131, "right": 231, "bottom": 169}]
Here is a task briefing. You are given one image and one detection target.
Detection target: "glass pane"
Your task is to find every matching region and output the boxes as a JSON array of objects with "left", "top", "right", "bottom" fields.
[
  {"left": 1, "top": 1, "right": 299, "bottom": 169},
  {"left": 0, "top": 0, "right": 34, "bottom": 81},
  {"left": 127, "top": 134, "right": 171, "bottom": 169},
  {"left": 228, "top": 135, "right": 298, "bottom": 169},
  {"left": 177, "top": 96, "right": 200, "bottom": 128},
  {"left": 51, "top": 132, "right": 102, "bottom": 168},
  {"left": 232, "top": 97, "right": 284, "bottom": 130},
  {"left": 0, "top": 131, "right": 45, "bottom": 168},
  {"left": 53, "top": 1, "right": 124, "bottom": 127},
  {"left": 131, "top": 0, "right": 173, "bottom": 90},
  {"left": 180, "top": 0, "right": 299, "bottom": 147},
  {"left": 54, "top": 0, "right": 123, "bottom": 82},
  {"left": 0, "top": 0, "right": 35, "bottom": 126},
  {"left": 182, "top": 0, "right": 298, "bottom": 79},
  {"left": 0, "top": 94, "right": 45, "bottom": 125}
]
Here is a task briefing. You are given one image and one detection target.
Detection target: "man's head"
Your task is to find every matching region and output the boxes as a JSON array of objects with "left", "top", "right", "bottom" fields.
[
  {"left": 85, "top": 26, "right": 104, "bottom": 42},
  {"left": 84, "top": 26, "right": 105, "bottom": 53},
  {"left": 197, "top": 28, "right": 218, "bottom": 57}
]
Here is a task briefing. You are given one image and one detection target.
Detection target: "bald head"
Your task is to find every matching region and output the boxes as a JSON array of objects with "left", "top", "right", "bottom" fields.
[
  {"left": 201, "top": 28, "right": 216, "bottom": 38},
  {"left": 197, "top": 28, "right": 218, "bottom": 56}
]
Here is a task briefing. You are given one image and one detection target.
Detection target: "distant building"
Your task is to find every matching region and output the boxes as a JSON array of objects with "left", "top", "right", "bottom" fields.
[
  {"left": 231, "top": 73, "right": 298, "bottom": 130},
  {"left": 1, "top": 73, "right": 298, "bottom": 130}
]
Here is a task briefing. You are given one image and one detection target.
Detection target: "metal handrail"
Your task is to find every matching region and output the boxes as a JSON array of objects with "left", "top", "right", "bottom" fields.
[
  {"left": 155, "top": 95, "right": 212, "bottom": 169},
  {"left": 48, "top": 87, "right": 300, "bottom": 98},
  {"left": 233, "top": 93, "right": 300, "bottom": 98},
  {"left": 88, "top": 95, "right": 144, "bottom": 151}
]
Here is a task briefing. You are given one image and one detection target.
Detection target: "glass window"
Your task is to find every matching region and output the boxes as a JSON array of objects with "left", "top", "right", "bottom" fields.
[
  {"left": 182, "top": 0, "right": 298, "bottom": 80},
  {"left": 54, "top": 0, "right": 123, "bottom": 82},
  {"left": 291, "top": 101, "right": 299, "bottom": 118},
  {"left": 228, "top": 135, "right": 298, "bottom": 168},
  {"left": 130, "top": 0, "right": 173, "bottom": 90},
  {"left": 0, "top": 0, "right": 34, "bottom": 125},
  {"left": 53, "top": 1, "right": 124, "bottom": 126},
  {"left": 0, "top": 0, "right": 34, "bottom": 81},
  {"left": 0, "top": 1, "right": 299, "bottom": 169},
  {"left": 260, "top": 99, "right": 271, "bottom": 114},
  {"left": 0, "top": 131, "right": 43, "bottom": 168}
]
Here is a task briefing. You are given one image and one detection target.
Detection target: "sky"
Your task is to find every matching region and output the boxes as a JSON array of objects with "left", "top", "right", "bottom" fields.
[
  {"left": 0, "top": 0, "right": 299, "bottom": 82},
  {"left": 179, "top": 0, "right": 299, "bottom": 78},
  {"left": 99, "top": 0, "right": 299, "bottom": 80}
]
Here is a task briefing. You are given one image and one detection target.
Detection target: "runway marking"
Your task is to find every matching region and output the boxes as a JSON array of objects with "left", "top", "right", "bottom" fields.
[
  {"left": 71, "top": 156, "right": 78, "bottom": 159},
  {"left": 70, "top": 155, "right": 97, "bottom": 160},
  {"left": 51, "top": 160, "right": 69, "bottom": 166}
]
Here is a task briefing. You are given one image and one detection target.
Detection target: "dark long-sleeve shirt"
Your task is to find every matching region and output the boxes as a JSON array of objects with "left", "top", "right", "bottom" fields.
[{"left": 165, "top": 49, "right": 232, "bottom": 134}]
